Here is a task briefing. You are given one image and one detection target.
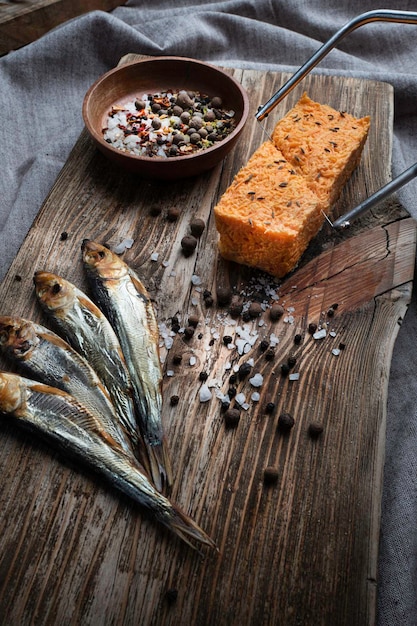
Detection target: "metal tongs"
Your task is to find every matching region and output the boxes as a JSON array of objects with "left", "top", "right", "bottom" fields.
[{"left": 255, "top": 9, "right": 417, "bottom": 229}]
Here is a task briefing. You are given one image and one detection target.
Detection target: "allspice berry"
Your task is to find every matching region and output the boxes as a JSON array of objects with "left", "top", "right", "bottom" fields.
[
  {"left": 248, "top": 301, "right": 263, "bottom": 318},
  {"left": 308, "top": 422, "right": 324, "bottom": 438},
  {"left": 270, "top": 303, "right": 284, "bottom": 321},
  {"left": 181, "top": 235, "right": 198, "bottom": 256},
  {"left": 190, "top": 217, "right": 205, "bottom": 237},
  {"left": 224, "top": 407, "right": 240, "bottom": 428},
  {"left": 278, "top": 412, "right": 295, "bottom": 432},
  {"left": 216, "top": 286, "right": 232, "bottom": 306}
]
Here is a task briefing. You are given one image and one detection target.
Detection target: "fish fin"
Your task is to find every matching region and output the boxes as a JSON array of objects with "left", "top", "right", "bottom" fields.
[
  {"left": 147, "top": 437, "right": 173, "bottom": 493},
  {"left": 169, "top": 504, "right": 218, "bottom": 553}
]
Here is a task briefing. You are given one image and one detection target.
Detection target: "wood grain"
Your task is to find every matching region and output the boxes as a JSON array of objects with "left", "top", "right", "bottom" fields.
[
  {"left": 0, "top": 0, "right": 126, "bottom": 55},
  {"left": 0, "top": 57, "right": 415, "bottom": 626}
]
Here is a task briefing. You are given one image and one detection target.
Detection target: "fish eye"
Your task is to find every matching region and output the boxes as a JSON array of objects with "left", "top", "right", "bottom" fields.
[
  {"left": 51, "top": 283, "right": 61, "bottom": 295},
  {"left": 98, "top": 250, "right": 106, "bottom": 259}
]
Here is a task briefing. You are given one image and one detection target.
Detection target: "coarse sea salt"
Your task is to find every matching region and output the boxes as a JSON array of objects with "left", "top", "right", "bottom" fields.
[
  {"left": 199, "top": 384, "right": 212, "bottom": 403},
  {"left": 289, "top": 372, "right": 300, "bottom": 381},
  {"left": 332, "top": 348, "right": 341, "bottom": 356},
  {"left": 249, "top": 373, "right": 263, "bottom": 387},
  {"left": 111, "top": 238, "right": 134, "bottom": 254},
  {"left": 251, "top": 392, "right": 261, "bottom": 402},
  {"left": 313, "top": 328, "right": 327, "bottom": 340},
  {"left": 150, "top": 252, "right": 159, "bottom": 262}
]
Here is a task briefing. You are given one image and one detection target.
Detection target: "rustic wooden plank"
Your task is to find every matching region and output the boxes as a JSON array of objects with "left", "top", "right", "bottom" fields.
[
  {"left": 0, "top": 59, "right": 415, "bottom": 625},
  {"left": 0, "top": 0, "right": 126, "bottom": 55}
]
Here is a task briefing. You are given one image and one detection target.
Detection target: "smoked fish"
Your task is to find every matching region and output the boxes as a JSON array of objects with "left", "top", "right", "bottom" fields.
[
  {"left": 81, "top": 240, "right": 172, "bottom": 492},
  {"left": 33, "top": 271, "right": 145, "bottom": 465},
  {"left": 0, "top": 371, "right": 215, "bottom": 551}
]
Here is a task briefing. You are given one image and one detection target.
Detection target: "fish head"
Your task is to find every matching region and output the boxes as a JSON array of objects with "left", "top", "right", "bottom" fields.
[
  {"left": 81, "top": 240, "right": 127, "bottom": 281},
  {"left": 33, "top": 271, "right": 75, "bottom": 315},
  {"left": 0, "top": 372, "right": 26, "bottom": 415},
  {"left": 0, "top": 317, "right": 39, "bottom": 360}
]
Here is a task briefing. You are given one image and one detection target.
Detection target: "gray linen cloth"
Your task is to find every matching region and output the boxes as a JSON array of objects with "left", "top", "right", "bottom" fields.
[{"left": 1, "top": 0, "right": 417, "bottom": 623}]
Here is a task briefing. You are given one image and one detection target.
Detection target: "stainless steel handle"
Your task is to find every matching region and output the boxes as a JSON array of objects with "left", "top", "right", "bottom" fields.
[
  {"left": 256, "top": 9, "right": 417, "bottom": 121},
  {"left": 332, "top": 162, "right": 417, "bottom": 229}
]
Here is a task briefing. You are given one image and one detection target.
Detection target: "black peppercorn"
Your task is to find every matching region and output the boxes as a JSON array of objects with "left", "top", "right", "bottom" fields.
[
  {"left": 288, "top": 355, "right": 297, "bottom": 368},
  {"left": 238, "top": 361, "right": 252, "bottom": 380},
  {"left": 259, "top": 339, "right": 269, "bottom": 352},
  {"left": 280, "top": 363, "right": 290, "bottom": 377},
  {"left": 265, "top": 348, "right": 275, "bottom": 361},
  {"left": 294, "top": 333, "right": 302, "bottom": 345},
  {"left": 223, "top": 335, "right": 233, "bottom": 346},
  {"left": 172, "top": 354, "right": 182, "bottom": 365},
  {"left": 199, "top": 371, "right": 208, "bottom": 382},
  {"left": 170, "top": 395, "right": 179, "bottom": 406},
  {"left": 265, "top": 401, "right": 276, "bottom": 414},
  {"left": 263, "top": 466, "right": 279, "bottom": 485},
  {"left": 308, "top": 322, "right": 317, "bottom": 334},
  {"left": 188, "top": 314, "right": 199, "bottom": 328},
  {"left": 183, "top": 326, "right": 195, "bottom": 339}
]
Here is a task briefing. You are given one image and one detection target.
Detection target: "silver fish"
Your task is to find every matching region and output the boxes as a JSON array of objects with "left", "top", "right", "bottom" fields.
[
  {"left": 0, "top": 315, "right": 136, "bottom": 460},
  {"left": 81, "top": 239, "right": 172, "bottom": 492},
  {"left": 33, "top": 271, "right": 146, "bottom": 467},
  {"left": 0, "top": 372, "right": 216, "bottom": 551}
]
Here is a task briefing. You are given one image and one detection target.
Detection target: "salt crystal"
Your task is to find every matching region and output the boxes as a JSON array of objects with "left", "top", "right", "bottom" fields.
[
  {"left": 332, "top": 348, "right": 341, "bottom": 356},
  {"left": 191, "top": 275, "right": 202, "bottom": 285},
  {"left": 199, "top": 384, "right": 212, "bottom": 402},
  {"left": 329, "top": 331, "right": 336, "bottom": 337},
  {"left": 162, "top": 261, "right": 169, "bottom": 267},
  {"left": 251, "top": 392, "right": 260, "bottom": 402},
  {"left": 150, "top": 252, "right": 159, "bottom": 262},
  {"left": 249, "top": 373, "right": 263, "bottom": 387},
  {"left": 313, "top": 328, "right": 327, "bottom": 340},
  {"left": 270, "top": 333, "right": 279, "bottom": 346},
  {"left": 289, "top": 372, "right": 300, "bottom": 381},
  {"left": 235, "top": 392, "right": 246, "bottom": 406},
  {"left": 166, "top": 370, "right": 174, "bottom": 377},
  {"left": 111, "top": 238, "right": 134, "bottom": 254},
  {"left": 189, "top": 356, "right": 197, "bottom": 366},
  {"left": 247, "top": 358, "right": 254, "bottom": 366}
]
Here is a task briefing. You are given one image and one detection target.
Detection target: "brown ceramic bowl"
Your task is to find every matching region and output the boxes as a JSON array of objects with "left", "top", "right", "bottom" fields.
[{"left": 82, "top": 56, "right": 250, "bottom": 180}]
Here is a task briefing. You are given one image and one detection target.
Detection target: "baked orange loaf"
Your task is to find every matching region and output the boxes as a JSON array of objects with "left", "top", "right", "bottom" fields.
[
  {"left": 214, "top": 93, "right": 370, "bottom": 278},
  {"left": 272, "top": 93, "right": 371, "bottom": 206}
]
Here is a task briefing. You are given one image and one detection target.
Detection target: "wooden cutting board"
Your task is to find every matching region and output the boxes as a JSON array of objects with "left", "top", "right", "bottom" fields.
[{"left": 0, "top": 55, "right": 415, "bottom": 626}]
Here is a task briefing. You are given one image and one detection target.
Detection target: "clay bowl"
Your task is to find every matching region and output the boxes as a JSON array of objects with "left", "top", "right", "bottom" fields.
[{"left": 82, "top": 56, "right": 250, "bottom": 180}]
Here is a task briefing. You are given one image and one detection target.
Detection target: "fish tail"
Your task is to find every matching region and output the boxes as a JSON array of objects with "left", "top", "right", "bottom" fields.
[
  {"left": 168, "top": 504, "right": 218, "bottom": 552},
  {"left": 147, "top": 437, "right": 173, "bottom": 493}
]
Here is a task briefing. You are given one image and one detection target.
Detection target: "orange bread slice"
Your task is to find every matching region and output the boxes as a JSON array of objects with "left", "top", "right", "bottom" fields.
[
  {"left": 272, "top": 93, "right": 370, "bottom": 206},
  {"left": 214, "top": 140, "right": 326, "bottom": 278},
  {"left": 214, "top": 94, "right": 370, "bottom": 278}
]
